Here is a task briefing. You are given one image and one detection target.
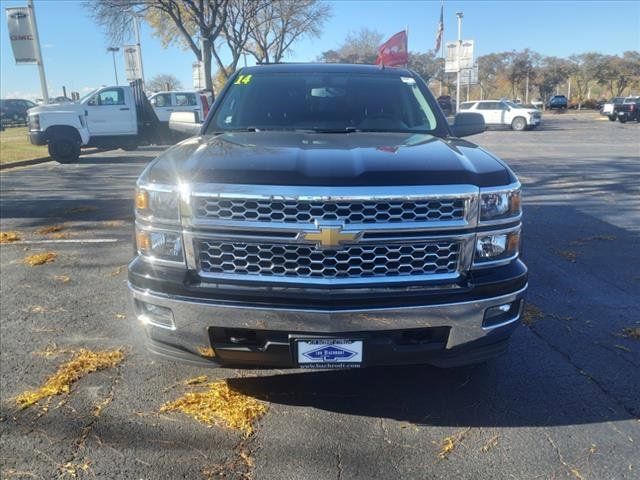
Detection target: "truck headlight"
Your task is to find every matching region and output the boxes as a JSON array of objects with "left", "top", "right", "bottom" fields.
[
  {"left": 473, "top": 228, "right": 520, "bottom": 267},
  {"left": 136, "top": 227, "right": 184, "bottom": 264},
  {"left": 479, "top": 186, "right": 521, "bottom": 223},
  {"left": 28, "top": 114, "right": 40, "bottom": 131},
  {"left": 135, "top": 188, "right": 179, "bottom": 223}
]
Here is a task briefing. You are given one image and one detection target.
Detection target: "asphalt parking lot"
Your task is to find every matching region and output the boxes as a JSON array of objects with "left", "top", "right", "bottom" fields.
[{"left": 1, "top": 113, "right": 639, "bottom": 479}]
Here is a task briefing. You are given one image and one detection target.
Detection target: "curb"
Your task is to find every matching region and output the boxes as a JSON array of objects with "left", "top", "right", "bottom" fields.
[{"left": 0, "top": 156, "right": 53, "bottom": 171}]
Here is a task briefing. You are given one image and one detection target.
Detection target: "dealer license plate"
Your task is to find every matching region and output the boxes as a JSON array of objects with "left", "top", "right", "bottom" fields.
[{"left": 297, "top": 339, "right": 363, "bottom": 368}]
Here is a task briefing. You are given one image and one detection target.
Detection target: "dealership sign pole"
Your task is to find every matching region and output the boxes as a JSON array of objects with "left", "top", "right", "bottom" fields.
[{"left": 6, "top": 0, "right": 49, "bottom": 103}]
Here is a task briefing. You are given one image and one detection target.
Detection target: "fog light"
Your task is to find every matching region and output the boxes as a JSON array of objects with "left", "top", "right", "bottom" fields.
[
  {"left": 135, "top": 300, "right": 175, "bottom": 330},
  {"left": 483, "top": 300, "right": 520, "bottom": 328}
]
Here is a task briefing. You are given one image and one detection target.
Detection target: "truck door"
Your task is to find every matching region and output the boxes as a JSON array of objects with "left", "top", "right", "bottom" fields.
[
  {"left": 149, "top": 93, "right": 173, "bottom": 123},
  {"left": 85, "top": 87, "right": 136, "bottom": 135}
]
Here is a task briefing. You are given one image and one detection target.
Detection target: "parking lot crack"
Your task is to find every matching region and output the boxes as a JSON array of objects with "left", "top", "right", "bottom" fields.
[
  {"left": 335, "top": 447, "right": 343, "bottom": 480},
  {"left": 56, "top": 361, "right": 123, "bottom": 478},
  {"left": 529, "top": 328, "right": 638, "bottom": 419}
]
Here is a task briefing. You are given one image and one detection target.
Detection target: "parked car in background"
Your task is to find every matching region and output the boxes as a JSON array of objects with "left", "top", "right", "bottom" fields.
[
  {"left": 437, "top": 95, "right": 453, "bottom": 115},
  {"left": 0, "top": 98, "right": 36, "bottom": 125},
  {"left": 149, "top": 90, "right": 213, "bottom": 125},
  {"left": 602, "top": 97, "right": 625, "bottom": 120},
  {"left": 547, "top": 95, "right": 568, "bottom": 110},
  {"left": 614, "top": 96, "right": 640, "bottom": 123},
  {"left": 459, "top": 100, "right": 541, "bottom": 131}
]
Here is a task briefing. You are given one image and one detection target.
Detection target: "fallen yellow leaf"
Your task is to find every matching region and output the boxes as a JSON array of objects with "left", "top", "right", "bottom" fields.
[
  {"left": 24, "top": 252, "right": 57, "bottom": 266},
  {"left": 0, "top": 231, "right": 21, "bottom": 243},
  {"left": 160, "top": 379, "right": 267, "bottom": 436},
  {"left": 16, "top": 348, "right": 124, "bottom": 409},
  {"left": 37, "top": 224, "right": 65, "bottom": 235}
]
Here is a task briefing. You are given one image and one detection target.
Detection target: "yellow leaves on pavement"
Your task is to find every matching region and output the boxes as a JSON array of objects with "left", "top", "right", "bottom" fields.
[
  {"left": 197, "top": 346, "right": 216, "bottom": 358},
  {"left": 16, "top": 349, "right": 124, "bottom": 409},
  {"left": 522, "top": 303, "right": 544, "bottom": 326},
  {"left": 37, "top": 224, "right": 65, "bottom": 235},
  {"left": 438, "top": 427, "right": 471, "bottom": 460},
  {"left": 0, "top": 231, "right": 21, "bottom": 243},
  {"left": 160, "top": 378, "right": 267, "bottom": 436},
  {"left": 24, "top": 252, "right": 57, "bottom": 266}
]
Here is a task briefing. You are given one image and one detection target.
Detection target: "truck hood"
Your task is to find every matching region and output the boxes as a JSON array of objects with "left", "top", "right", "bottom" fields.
[
  {"left": 141, "top": 131, "right": 515, "bottom": 188},
  {"left": 513, "top": 107, "right": 539, "bottom": 115},
  {"left": 28, "top": 103, "right": 84, "bottom": 115}
]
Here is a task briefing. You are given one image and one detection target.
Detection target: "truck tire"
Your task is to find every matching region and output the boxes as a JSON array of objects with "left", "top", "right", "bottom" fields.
[
  {"left": 511, "top": 117, "right": 527, "bottom": 131},
  {"left": 608, "top": 115, "right": 616, "bottom": 121},
  {"left": 48, "top": 138, "right": 80, "bottom": 164},
  {"left": 618, "top": 116, "right": 627, "bottom": 124}
]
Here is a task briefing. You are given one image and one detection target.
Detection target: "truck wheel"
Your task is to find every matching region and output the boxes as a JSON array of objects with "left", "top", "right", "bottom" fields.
[
  {"left": 48, "top": 138, "right": 80, "bottom": 164},
  {"left": 511, "top": 117, "right": 527, "bottom": 131},
  {"left": 618, "top": 116, "right": 627, "bottom": 124},
  {"left": 608, "top": 116, "right": 616, "bottom": 121}
]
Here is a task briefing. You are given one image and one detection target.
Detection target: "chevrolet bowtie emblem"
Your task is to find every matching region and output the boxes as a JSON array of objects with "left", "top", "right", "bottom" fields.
[{"left": 303, "top": 226, "right": 359, "bottom": 249}]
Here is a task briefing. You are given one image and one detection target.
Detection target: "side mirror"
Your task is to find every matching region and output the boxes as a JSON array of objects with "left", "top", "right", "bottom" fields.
[
  {"left": 169, "top": 111, "right": 202, "bottom": 136},
  {"left": 450, "top": 112, "right": 485, "bottom": 137}
]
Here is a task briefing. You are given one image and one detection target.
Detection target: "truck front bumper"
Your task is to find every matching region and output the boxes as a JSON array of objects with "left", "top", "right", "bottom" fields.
[
  {"left": 128, "top": 272, "right": 527, "bottom": 368},
  {"left": 29, "top": 130, "right": 48, "bottom": 145}
]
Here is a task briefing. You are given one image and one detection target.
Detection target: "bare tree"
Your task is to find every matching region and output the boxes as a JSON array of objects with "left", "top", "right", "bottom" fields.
[
  {"left": 148, "top": 73, "right": 183, "bottom": 92},
  {"left": 86, "top": 0, "right": 228, "bottom": 92},
  {"left": 247, "top": 0, "right": 332, "bottom": 64},
  {"left": 317, "top": 28, "right": 382, "bottom": 64},
  {"left": 212, "top": 0, "right": 268, "bottom": 80}
]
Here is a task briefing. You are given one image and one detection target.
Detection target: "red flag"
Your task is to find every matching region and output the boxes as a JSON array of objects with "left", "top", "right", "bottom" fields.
[{"left": 375, "top": 31, "right": 408, "bottom": 67}]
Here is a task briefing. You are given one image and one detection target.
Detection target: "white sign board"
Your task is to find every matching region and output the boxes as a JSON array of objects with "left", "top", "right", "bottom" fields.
[
  {"left": 192, "top": 61, "right": 205, "bottom": 89},
  {"left": 6, "top": 7, "right": 38, "bottom": 64},
  {"left": 445, "top": 40, "right": 475, "bottom": 73},
  {"left": 123, "top": 44, "right": 142, "bottom": 81},
  {"left": 460, "top": 65, "right": 478, "bottom": 86}
]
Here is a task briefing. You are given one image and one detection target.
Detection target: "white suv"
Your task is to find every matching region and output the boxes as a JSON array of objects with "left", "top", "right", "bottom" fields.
[{"left": 460, "top": 100, "right": 541, "bottom": 131}]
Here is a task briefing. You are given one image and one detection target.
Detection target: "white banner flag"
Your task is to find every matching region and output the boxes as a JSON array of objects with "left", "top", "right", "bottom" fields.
[
  {"left": 123, "top": 44, "right": 142, "bottom": 81},
  {"left": 6, "top": 7, "right": 38, "bottom": 65},
  {"left": 192, "top": 61, "right": 205, "bottom": 89},
  {"left": 444, "top": 40, "right": 475, "bottom": 73}
]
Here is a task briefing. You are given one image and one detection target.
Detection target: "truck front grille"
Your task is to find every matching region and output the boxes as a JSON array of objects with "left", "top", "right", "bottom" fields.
[
  {"left": 196, "top": 239, "right": 461, "bottom": 280},
  {"left": 194, "top": 198, "right": 466, "bottom": 224}
]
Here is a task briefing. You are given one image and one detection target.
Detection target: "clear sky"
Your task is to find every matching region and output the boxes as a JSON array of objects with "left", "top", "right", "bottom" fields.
[{"left": 1, "top": 0, "right": 639, "bottom": 99}]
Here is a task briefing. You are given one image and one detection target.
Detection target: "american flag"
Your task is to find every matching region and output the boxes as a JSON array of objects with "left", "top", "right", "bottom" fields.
[{"left": 434, "top": 2, "right": 444, "bottom": 52}]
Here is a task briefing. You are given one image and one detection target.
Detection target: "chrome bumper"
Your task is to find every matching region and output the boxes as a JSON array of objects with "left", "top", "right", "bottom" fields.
[{"left": 129, "top": 283, "right": 527, "bottom": 366}]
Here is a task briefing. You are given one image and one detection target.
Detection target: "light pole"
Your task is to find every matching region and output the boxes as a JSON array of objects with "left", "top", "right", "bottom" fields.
[
  {"left": 455, "top": 11, "right": 463, "bottom": 113},
  {"left": 107, "top": 47, "right": 119, "bottom": 84}
]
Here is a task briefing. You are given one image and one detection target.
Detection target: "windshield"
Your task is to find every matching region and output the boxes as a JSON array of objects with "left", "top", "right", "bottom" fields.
[
  {"left": 207, "top": 72, "right": 441, "bottom": 134},
  {"left": 78, "top": 88, "right": 99, "bottom": 104}
]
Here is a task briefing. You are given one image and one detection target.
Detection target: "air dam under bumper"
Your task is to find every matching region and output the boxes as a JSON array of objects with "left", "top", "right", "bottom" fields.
[{"left": 129, "top": 283, "right": 527, "bottom": 368}]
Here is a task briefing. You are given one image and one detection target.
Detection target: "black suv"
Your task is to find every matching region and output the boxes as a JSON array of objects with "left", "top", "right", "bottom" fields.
[
  {"left": 546, "top": 95, "right": 568, "bottom": 110},
  {"left": 0, "top": 98, "right": 36, "bottom": 126}
]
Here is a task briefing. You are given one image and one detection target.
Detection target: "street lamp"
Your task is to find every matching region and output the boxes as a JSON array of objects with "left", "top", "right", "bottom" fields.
[{"left": 107, "top": 47, "right": 119, "bottom": 85}]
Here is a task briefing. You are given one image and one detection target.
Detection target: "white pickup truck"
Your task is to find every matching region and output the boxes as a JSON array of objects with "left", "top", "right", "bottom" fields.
[{"left": 28, "top": 81, "right": 160, "bottom": 163}]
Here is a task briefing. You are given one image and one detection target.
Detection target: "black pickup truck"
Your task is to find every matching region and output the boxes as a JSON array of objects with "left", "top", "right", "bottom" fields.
[
  {"left": 614, "top": 96, "right": 640, "bottom": 123},
  {"left": 128, "top": 63, "right": 527, "bottom": 369}
]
